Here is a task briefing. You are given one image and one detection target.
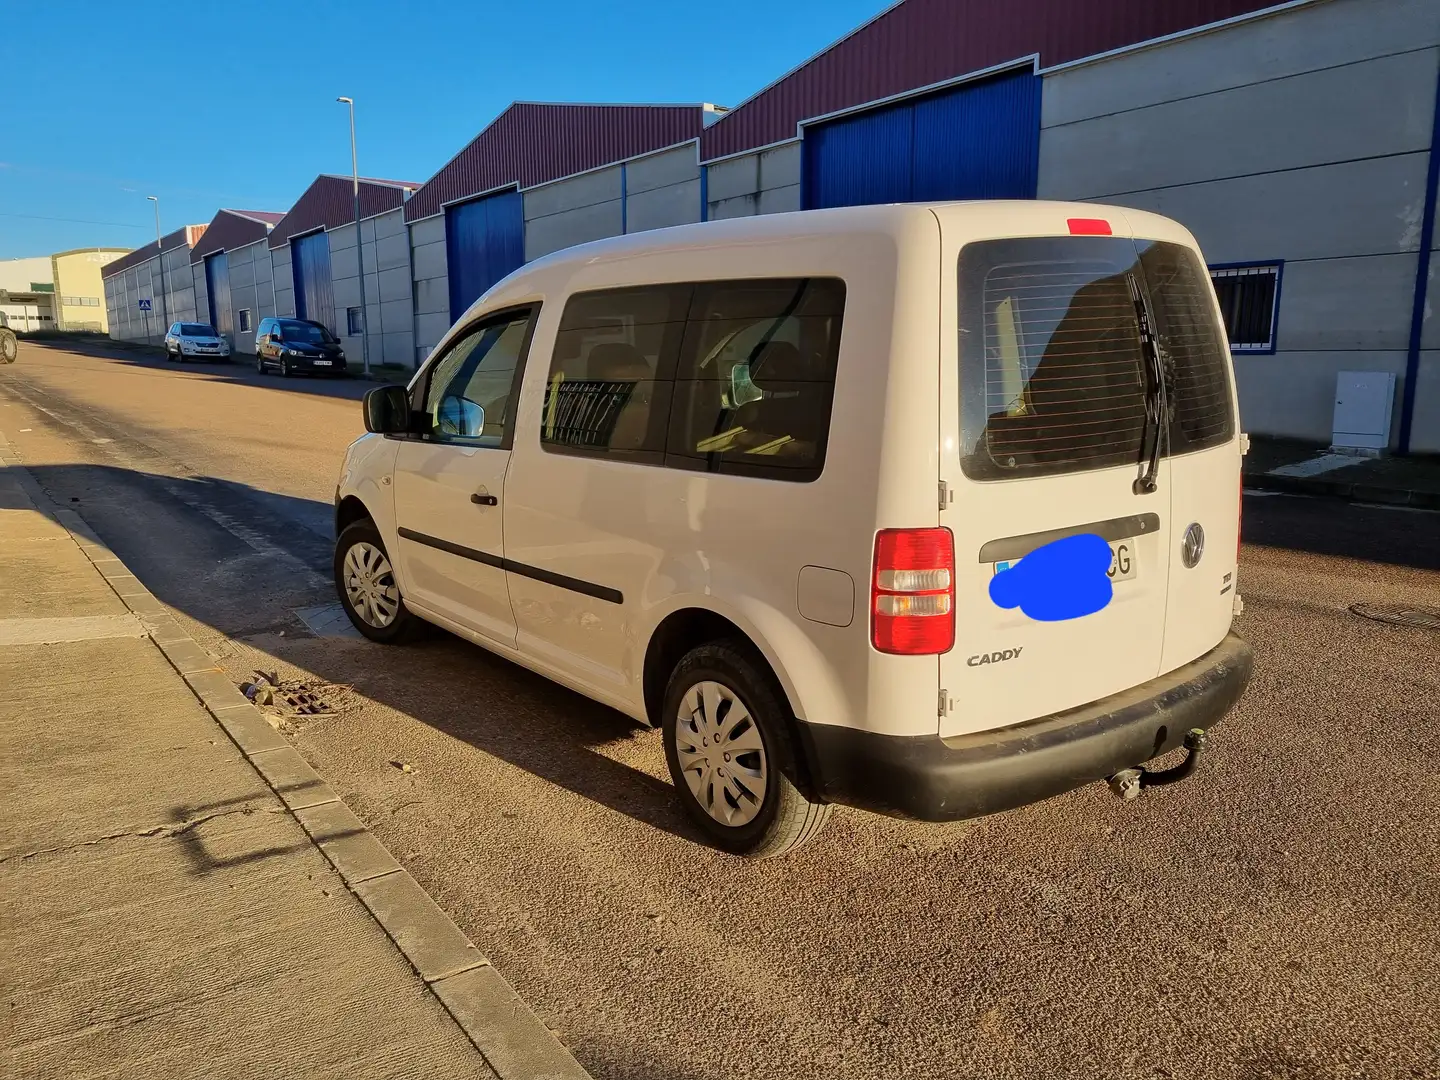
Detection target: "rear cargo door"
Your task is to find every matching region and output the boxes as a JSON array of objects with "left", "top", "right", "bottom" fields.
[
  {"left": 1128, "top": 226, "right": 1242, "bottom": 675},
  {"left": 936, "top": 212, "right": 1172, "bottom": 737}
]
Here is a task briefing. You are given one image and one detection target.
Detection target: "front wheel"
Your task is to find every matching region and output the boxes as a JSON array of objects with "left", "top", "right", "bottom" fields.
[
  {"left": 280, "top": 356, "right": 291, "bottom": 377},
  {"left": 662, "top": 642, "right": 831, "bottom": 858},
  {"left": 0, "top": 329, "right": 16, "bottom": 363},
  {"left": 334, "top": 519, "right": 420, "bottom": 644}
]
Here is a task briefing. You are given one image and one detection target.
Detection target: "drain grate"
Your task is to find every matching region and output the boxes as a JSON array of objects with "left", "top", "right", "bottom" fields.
[{"left": 1350, "top": 603, "right": 1440, "bottom": 631}]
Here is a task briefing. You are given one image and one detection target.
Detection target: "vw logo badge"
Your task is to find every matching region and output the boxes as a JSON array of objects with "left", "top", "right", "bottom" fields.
[{"left": 1181, "top": 522, "right": 1205, "bottom": 568}]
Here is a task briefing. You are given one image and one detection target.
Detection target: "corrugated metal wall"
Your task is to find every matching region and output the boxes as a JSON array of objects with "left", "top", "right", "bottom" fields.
[
  {"left": 291, "top": 232, "right": 335, "bottom": 331},
  {"left": 445, "top": 191, "right": 524, "bottom": 323},
  {"left": 204, "top": 252, "right": 232, "bottom": 339},
  {"left": 802, "top": 70, "right": 1043, "bottom": 210}
]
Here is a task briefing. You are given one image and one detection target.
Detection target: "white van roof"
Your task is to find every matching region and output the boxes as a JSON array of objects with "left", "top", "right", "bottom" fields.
[{"left": 477, "top": 200, "right": 1198, "bottom": 317}]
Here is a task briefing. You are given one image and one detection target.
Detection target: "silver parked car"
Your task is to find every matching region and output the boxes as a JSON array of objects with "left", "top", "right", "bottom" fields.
[{"left": 164, "top": 322, "right": 231, "bottom": 363}]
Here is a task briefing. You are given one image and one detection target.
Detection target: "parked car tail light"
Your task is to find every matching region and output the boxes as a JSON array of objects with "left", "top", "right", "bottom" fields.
[{"left": 871, "top": 528, "right": 955, "bottom": 655}]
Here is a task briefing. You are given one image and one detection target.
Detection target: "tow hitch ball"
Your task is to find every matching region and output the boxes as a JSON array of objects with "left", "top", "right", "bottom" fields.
[{"left": 1107, "top": 728, "right": 1208, "bottom": 802}]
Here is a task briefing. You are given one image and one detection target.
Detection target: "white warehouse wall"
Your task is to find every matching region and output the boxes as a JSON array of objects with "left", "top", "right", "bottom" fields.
[
  {"left": 705, "top": 143, "right": 801, "bottom": 220},
  {"left": 409, "top": 215, "right": 448, "bottom": 364},
  {"left": 225, "top": 238, "right": 277, "bottom": 354},
  {"left": 1038, "top": 0, "right": 1440, "bottom": 449},
  {"left": 330, "top": 208, "right": 414, "bottom": 368}
]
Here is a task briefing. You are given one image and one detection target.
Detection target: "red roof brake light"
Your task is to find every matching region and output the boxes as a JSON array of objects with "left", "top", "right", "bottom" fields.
[
  {"left": 871, "top": 528, "right": 956, "bottom": 655},
  {"left": 1067, "top": 218, "right": 1113, "bottom": 236}
]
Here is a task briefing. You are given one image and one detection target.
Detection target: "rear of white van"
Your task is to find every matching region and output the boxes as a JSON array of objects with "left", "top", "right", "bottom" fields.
[{"left": 797, "top": 202, "right": 1253, "bottom": 820}]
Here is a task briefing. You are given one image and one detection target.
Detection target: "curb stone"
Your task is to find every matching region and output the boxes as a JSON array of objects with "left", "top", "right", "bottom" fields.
[
  {"left": 0, "top": 431, "right": 590, "bottom": 1080},
  {"left": 1243, "top": 470, "right": 1440, "bottom": 510}
]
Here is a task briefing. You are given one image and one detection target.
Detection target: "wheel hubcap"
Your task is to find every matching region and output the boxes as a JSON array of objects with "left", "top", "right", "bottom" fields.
[
  {"left": 342, "top": 542, "right": 401, "bottom": 628},
  {"left": 674, "top": 681, "right": 767, "bottom": 827}
]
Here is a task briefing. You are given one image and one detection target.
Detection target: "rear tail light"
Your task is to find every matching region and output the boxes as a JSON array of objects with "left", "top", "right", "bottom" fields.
[{"left": 872, "top": 528, "right": 955, "bottom": 655}]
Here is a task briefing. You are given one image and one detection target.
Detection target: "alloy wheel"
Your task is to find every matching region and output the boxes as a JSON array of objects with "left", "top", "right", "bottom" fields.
[
  {"left": 342, "top": 542, "right": 401, "bottom": 628},
  {"left": 674, "top": 680, "right": 768, "bottom": 827}
]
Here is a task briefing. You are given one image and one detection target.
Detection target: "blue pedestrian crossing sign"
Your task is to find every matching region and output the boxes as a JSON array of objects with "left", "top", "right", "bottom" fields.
[{"left": 138, "top": 298, "right": 152, "bottom": 311}]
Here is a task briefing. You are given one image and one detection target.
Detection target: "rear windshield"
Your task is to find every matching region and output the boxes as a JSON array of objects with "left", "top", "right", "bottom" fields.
[
  {"left": 279, "top": 321, "right": 336, "bottom": 344},
  {"left": 180, "top": 323, "right": 215, "bottom": 336},
  {"left": 958, "top": 237, "right": 1233, "bottom": 481}
]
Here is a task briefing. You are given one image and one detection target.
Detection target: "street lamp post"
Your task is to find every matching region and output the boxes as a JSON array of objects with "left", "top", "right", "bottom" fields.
[
  {"left": 337, "top": 97, "right": 370, "bottom": 377},
  {"left": 146, "top": 196, "right": 167, "bottom": 343}
]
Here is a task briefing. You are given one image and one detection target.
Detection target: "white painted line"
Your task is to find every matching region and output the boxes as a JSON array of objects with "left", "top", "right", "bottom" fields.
[
  {"left": 1269, "top": 453, "right": 1360, "bottom": 479},
  {"left": 294, "top": 603, "right": 362, "bottom": 639},
  {"left": 1352, "top": 502, "right": 1437, "bottom": 514},
  {"left": 0, "top": 613, "right": 147, "bottom": 645}
]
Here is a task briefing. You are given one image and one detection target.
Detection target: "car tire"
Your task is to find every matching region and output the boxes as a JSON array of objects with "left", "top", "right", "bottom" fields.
[
  {"left": 0, "top": 328, "right": 17, "bottom": 363},
  {"left": 256, "top": 356, "right": 266, "bottom": 374},
  {"left": 280, "top": 356, "right": 291, "bottom": 377},
  {"left": 662, "top": 641, "right": 831, "bottom": 858},
  {"left": 333, "top": 519, "right": 421, "bottom": 644}
]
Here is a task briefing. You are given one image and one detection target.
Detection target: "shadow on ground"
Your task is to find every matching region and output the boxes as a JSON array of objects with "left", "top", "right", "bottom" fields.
[
  {"left": 22, "top": 337, "right": 403, "bottom": 401},
  {"left": 6, "top": 460, "right": 700, "bottom": 849}
]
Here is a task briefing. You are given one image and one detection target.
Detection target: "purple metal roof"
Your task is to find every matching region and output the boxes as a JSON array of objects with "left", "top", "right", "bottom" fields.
[
  {"left": 101, "top": 224, "right": 208, "bottom": 280},
  {"left": 268, "top": 175, "right": 419, "bottom": 250},
  {"left": 189, "top": 209, "right": 283, "bottom": 264},
  {"left": 404, "top": 103, "right": 707, "bottom": 222},
  {"left": 701, "top": 0, "right": 1291, "bottom": 160}
]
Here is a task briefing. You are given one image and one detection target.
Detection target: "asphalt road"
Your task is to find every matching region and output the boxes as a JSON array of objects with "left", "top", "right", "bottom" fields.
[{"left": 3, "top": 341, "right": 1438, "bottom": 1080}]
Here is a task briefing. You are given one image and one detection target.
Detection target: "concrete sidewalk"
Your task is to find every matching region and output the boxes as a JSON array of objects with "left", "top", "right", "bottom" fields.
[
  {"left": 1243, "top": 435, "right": 1440, "bottom": 509},
  {"left": 0, "top": 439, "right": 588, "bottom": 1079}
]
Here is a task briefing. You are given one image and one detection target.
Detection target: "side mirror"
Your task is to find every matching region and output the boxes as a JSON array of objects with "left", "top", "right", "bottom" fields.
[
  {"left": 437, "top": 395, "right": 485, "bottom": 438},
  {"left": 362, "top": 385, "right": 411, "bottom": 435}
]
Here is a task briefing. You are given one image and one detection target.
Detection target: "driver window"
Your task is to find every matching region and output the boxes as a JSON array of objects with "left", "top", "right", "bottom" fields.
[{"left": 423, "top": 313, "right": 533, "bottom": 446}]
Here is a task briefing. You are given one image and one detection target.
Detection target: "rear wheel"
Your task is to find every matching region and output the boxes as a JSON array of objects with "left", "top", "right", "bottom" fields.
[
  {"left": 255, "top": 355, "right": 266, "bottom": 374},
  {"left": 0, "top": 328, "right": 16, "bottom": 363},
  {"left": 334, "top": 519, "right": 420, "bottom": 644},
  {"left": 662, "top": 641, "right": 831, "bottom": 858}
]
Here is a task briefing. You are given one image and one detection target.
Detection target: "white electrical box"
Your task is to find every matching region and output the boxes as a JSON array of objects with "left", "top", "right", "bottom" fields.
[{"left": 1332, "top": 371, "right": 1395, "bottom": 452}]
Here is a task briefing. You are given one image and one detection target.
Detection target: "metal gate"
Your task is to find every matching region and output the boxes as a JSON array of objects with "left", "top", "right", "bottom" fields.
[
  {"left": 204, "top": 251, "right": 232, "bottom": 339},
  {"left": 291, "top": 231, "right": 334, "bottom": 331},
  {"left": 802, "top": 68, "right": 1042, "bottom": 210},
  {"left": 446, "top": 190, "right": 524, "bottom": 324}
]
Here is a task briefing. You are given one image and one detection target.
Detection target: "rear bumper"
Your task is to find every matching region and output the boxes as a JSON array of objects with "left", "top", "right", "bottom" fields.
[{"left": 795, "top": 632, "right": 1253, "bottom": 822}]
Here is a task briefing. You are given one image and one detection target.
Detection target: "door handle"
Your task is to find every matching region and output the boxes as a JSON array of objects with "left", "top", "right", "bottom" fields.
[{"left": 470, "top": 493, "right": 498, "bottom": 506}]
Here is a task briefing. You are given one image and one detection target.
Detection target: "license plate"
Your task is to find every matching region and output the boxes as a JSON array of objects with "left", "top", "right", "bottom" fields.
[
  {"left": 312, "top": 359, "right": 331, "bottom": 366},
  {"left": 994, "top": 539, "right": 1138, "bottom": 582}
]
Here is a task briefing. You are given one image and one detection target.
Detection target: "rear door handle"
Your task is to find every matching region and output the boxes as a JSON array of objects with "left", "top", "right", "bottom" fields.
[{"left": 470, "top": 493, "right": 498, "bottom": 506}]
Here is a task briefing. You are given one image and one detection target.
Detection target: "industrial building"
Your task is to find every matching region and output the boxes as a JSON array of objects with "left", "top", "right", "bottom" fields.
[
  {"left": 188, "top": 209, "right": 286, "bottom": 352},
  {"left": 2, "top": 249, "right": 128, "bottom": 332},
  {"left": 100, "top": 0, "right": 1439, "bottom": 451},
  {"left": 102, "top": 225, "right": 209, "bottom": 343}
]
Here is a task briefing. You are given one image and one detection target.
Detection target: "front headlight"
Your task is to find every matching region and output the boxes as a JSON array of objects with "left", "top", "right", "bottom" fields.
[{"left": 285, "top": 348, "right": 301, "bottom": 357}]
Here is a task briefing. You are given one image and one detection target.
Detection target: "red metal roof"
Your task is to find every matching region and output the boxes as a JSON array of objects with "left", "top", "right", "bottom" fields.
[
  {"left": 101, "top": 224, "right": 208, "bottom": 280},
  {"left": 268, "top": 175, "right": 419, "bottom": 250},
  {"left": 189, "top": 209, "right": 283, "bottom": 264},
  {"left": 404, "top": 103, "right": 707, "bottom": 222},
  {"left": 701, "top": 0, "right": 1292, "bottom": 160}
]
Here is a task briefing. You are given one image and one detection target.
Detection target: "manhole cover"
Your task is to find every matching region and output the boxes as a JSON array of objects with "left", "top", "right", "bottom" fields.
[{"left": 1349, "top": 603, "right": 1440, "bottom": 630}]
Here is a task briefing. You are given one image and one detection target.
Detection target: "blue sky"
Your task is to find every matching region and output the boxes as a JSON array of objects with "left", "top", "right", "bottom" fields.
[{"left": 1, "top": 0, "right": 887, "bottom": 259}]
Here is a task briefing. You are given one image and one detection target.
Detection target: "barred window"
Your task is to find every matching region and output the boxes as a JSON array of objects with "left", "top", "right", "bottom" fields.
[{"left": 1209, "top": 263, "right": 1281, "bottom": 353}]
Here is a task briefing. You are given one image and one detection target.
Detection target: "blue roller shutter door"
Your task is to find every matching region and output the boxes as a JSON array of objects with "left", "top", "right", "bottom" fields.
[
  {"left": 446, "top": 190, "right": 524, "bottom": 324},
  {"left": 204, "top": 252, "right": 232, "bottom": 339},
  {"left": 802, "top": 69, "right": 1042, "bottom": 210},
  {"left": 291, "top": 231, "right": 335, "bottom": 332}
]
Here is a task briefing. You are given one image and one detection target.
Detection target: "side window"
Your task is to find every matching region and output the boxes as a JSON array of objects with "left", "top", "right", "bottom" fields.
[
  {"left": 541, "top": 285, "right": 689, "bottom": 462},
  {"left": 422, "top": 310, "right": 535, "bottom": 447},
  {"left": 668, "top": 278, "right": 846, "bottom": 482}
]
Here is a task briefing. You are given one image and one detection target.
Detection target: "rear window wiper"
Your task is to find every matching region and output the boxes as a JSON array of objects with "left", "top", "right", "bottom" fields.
[{"left": 1126, "top": 273, "right": 1168, "bottom": 495}]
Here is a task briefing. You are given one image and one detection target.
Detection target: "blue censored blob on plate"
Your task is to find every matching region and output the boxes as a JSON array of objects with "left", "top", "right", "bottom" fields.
[{"left": 989, "top": 533, "right": 1114, "bottom": 622}]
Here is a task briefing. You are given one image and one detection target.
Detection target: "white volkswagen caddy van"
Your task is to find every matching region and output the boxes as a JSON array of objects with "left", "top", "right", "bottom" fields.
[{"left": 334, "top": 202, "right": 1253, "bottom": 858}]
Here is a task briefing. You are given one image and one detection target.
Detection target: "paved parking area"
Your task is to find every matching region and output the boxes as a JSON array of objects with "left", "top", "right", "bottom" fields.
[{"left": 3, "top": 342, "right": 1438, "bottom": 1079}]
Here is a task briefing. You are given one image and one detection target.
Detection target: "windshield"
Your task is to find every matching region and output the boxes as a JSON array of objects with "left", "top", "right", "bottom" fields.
[
  {"left": 180, "top": 324, "right": 216, "bottom": 336},
  {"left": 279, "top": 322, "right": 336, "bottom": 344},
  {"left": 957, "top": 236, "right": 1233, "bottom": 481}
]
